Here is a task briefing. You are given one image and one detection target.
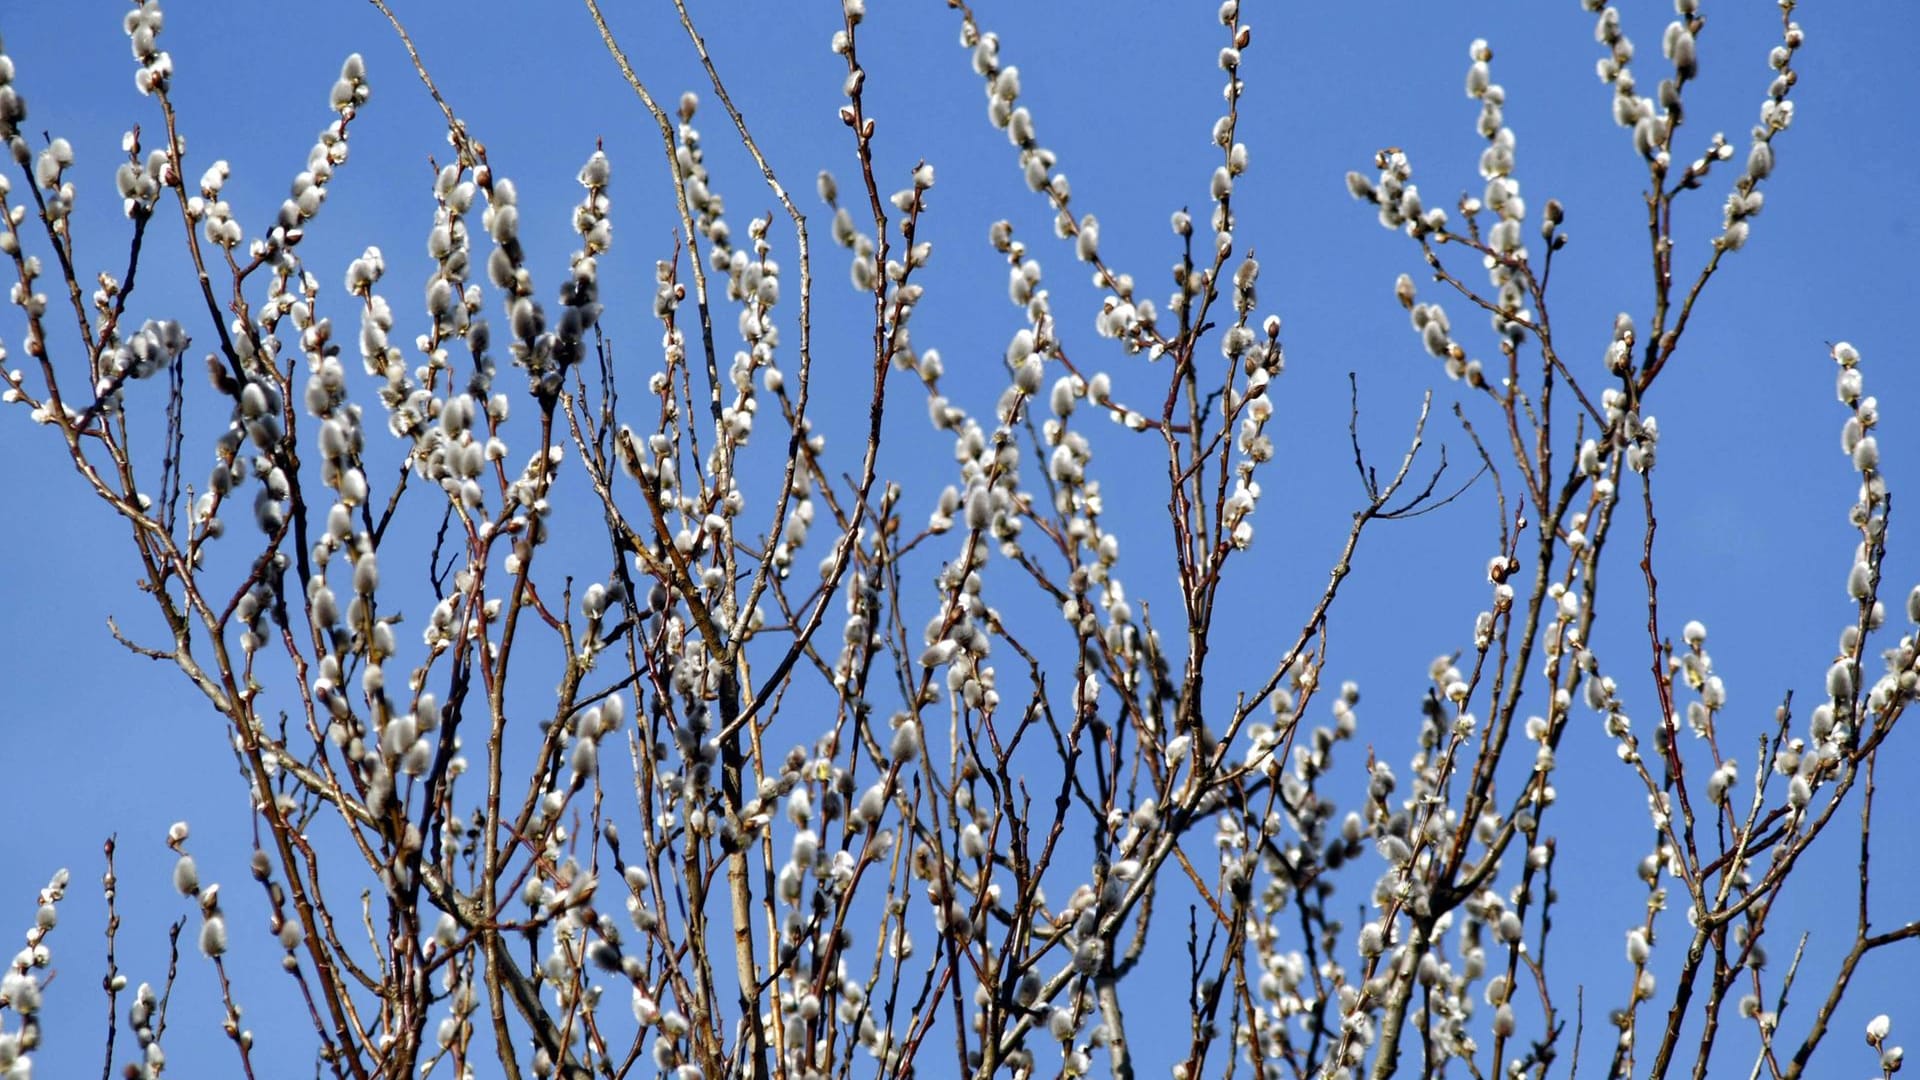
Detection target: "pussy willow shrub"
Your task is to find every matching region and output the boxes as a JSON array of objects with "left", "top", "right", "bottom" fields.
[{"left": 0, "top": 1, "right": 1912, "bottom": 1078}]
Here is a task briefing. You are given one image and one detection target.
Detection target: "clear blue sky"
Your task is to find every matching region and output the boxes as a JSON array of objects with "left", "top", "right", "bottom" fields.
[{"left": 2, "top": 2, "right": 1917, "bottom": 1076}]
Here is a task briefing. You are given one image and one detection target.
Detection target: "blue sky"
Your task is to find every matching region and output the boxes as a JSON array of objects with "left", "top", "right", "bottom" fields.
[{"left": 2, "top": 1, "right": 1918, "bottom": 1077}]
